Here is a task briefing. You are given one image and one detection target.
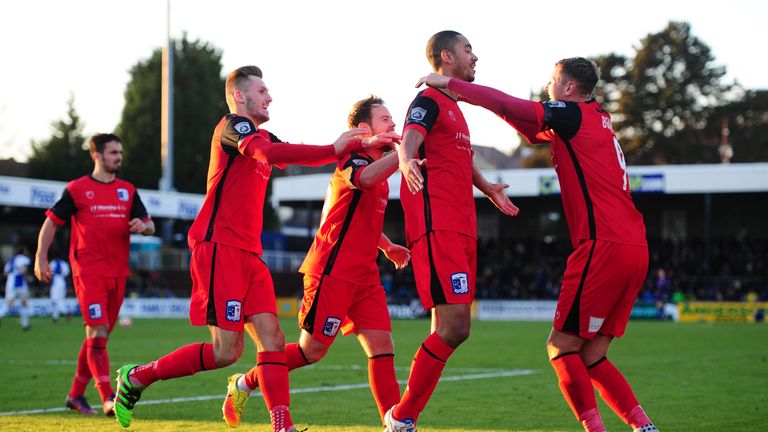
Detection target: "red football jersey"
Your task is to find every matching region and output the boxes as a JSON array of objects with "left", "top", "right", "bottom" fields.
[
  {"left": 46, "top": 176, "right": 150, "bottom": 277},
  {"left": 299, "top": 152, "right": 389, "bottom": 284},
  {"left": 400, "top": 87, "right": 476, "bottom": 246},
  {"left": 187, "top": 114, "right": 283, "bottom": 254},
  {"left": 533, "top": 100, "right": 647, "bottom": 247}
]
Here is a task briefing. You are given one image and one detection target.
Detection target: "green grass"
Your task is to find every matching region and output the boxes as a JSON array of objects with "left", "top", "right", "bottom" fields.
[{"left": 0, "top": 317, "right": 766, "bottom": 431}]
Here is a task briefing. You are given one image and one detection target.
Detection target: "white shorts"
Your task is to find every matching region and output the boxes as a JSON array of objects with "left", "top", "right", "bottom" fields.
[
  {"left": 50, "top": 280, "right": 67, "bottom": 302},
  {"left": 5, "top": 284, "right": 30, "bottom": 302}
]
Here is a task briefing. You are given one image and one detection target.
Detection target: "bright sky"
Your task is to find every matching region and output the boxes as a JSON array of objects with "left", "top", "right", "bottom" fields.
[{"left": 1, "top": 0, "right": 766, "bottom": 164}]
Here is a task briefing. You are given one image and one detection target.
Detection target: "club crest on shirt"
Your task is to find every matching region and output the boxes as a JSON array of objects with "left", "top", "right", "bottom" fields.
[
  {"left": 117, "top": 188, "right": 129, "bottom": 201},
  {"left": 88, "top": 304, "right": 102, "bottom": 319},
  {"left": 450, "top": 272, "right": 469, "bottom": 295},
  {"left": 322, "top": 317, "right": 342, "bottom": 337},
  {"left": 409, "top": 107, "right": 427, "bottom": 122},
  {"left": 226, "top": 300, "right": 242, "bottom": 322},
  {"left": 86, "top": 190, "right": 94, "bottom": 199},
  {"left": 448, "top": 110, "right": 456, "bottom": 122},
  {"left": 234, "top": 121, "right": 252, "bottom": 134}
]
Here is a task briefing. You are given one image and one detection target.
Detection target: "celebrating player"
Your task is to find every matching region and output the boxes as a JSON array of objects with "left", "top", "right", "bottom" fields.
[
  {"left": 384, "top": 30, "right": 519, "bottom": 432},
  {"left": 35, "top": 133, "right": 155, "bottom": 416},
  {"left": 417, "top": 57, "right": 659, "bottom": 432},
  {"left": 112, "top": 66, "right": 399, "bottom": 432},
  {"left": 222, "top": 95, "right": 408, "bottom": 429}
]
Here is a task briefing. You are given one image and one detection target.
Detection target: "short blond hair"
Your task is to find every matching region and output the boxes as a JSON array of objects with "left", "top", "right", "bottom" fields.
[{"left": 225, "top": 66, "right": 263, "bottom": 111}]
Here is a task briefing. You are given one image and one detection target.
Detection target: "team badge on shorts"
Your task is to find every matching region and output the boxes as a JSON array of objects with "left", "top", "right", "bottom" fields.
[
  {"left": 322, "top": 317, "right": 342, "bottom": 337},
  {"left": 450, "top": 272, "right": 469, "bottom": 294},
  {"left": 226, "top": 300, "right": 242, "bottom": 322},
  {"left": 88, "top": 304, "right": 102, "bottom": 319},
  {"left": 588, "top": 316, "right": 605, "bottom": 333}
]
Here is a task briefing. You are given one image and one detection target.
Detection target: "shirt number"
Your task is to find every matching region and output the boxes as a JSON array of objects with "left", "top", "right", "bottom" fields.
[{"left": 613, "top": 137, "right": 628, "bottom": 191}]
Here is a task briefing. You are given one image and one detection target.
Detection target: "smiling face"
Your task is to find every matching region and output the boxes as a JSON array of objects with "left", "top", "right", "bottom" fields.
[
  {"left": 448, "top": 34, "right": 478, "bottom": 82},
  {"left": 366, "top": 105, "right": 396, "bottom": 135},
  {"left": 237, "top": 76, "right": 272, "bottom": 125}
]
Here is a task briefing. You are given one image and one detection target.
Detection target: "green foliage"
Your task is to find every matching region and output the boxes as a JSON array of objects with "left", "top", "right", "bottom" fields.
[
  {"left": 27, "top": 96, "right": 91, "bottom": 181},
  {"left": 593, "top": 21, "right": 734, "bottom": 165},
  {"left": 1, "top": 318, "right": 767, "bottom": 431},
  {"left": 117, "top": 34, "right": 227, "bottom": 193},
  {"left": 706, "top": 89, "right": 768, "bottom": 163}
]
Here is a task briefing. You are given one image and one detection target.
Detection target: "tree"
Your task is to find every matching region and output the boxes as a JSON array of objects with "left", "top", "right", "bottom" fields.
[
  {"left": 595, "top": 21, "right": 728, "bottom": 164},
  {"left": 706, "top": 88, "right": 768, "bottom": 163},
  {"left": 117, "top": 34, "right": 227, "bottom": 193},
  {"left": 27, "top": 95, "right": 91, "bottom": 180}
]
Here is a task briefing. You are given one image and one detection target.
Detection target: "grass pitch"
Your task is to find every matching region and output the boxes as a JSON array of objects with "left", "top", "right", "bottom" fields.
[{"left": 0, "top": 317, "right": 766, "bottom": 431}]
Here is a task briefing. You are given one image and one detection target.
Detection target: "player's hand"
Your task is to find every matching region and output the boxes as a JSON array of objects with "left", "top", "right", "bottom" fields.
[
  {"left": 416, "top": 73, "right": 451, "bottom": 89},
  {"left": 129, "top": 218, "right": 147, "bottom": 234},
  {"left": 34, "top": 256, "right": 51, "bottom": 283},
  {"left": 361, "top": 132, "right": 401, "bottom": 151},
  {"left": 332, "top": 128, "right": 370, "bottom": 155},
  {"left": 400, "top": 158, "right": 427, "bottom": 194},
  {"left": 485, "top": 183, "right": 520, "bottom": 216},
  {"left": 384, "top": 244, "right": 411, "bottom": 270}
]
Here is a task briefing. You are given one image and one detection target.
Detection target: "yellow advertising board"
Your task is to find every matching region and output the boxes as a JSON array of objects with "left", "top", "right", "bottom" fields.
[
  {"left": 678, "top": 302, "right": 767, "bottom": 323},
  {"left": 276, "top": 297, "right": 300, "bottom": 318}
]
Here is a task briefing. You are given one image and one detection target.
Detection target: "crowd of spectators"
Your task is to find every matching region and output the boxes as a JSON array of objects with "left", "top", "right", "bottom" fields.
[
  {"left": 11, "top": 236, "right": 766, "bottom": 304},
  {"left": 379, "top": 236, "right": 768, "bottom": 304}
]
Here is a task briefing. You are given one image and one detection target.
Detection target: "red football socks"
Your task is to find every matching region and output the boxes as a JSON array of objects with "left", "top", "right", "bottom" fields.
[
  {"left": 270, "top": 404, "right": 294, "bottom": 432},
  {"left": 85, "top": 337, "right": 114, "bottom": 402},
  {"left": 244, "top": 343, "right": 310, "bottom": 390},
  {"left": 394, "top": 332, "right": 454, "bottom": 421},
  {"left": 130, "top": 343, "right": 216, "bottom": 387},
  {"left": 588, "top": 357, "right": 651, "bottom": 428},
  {"left": 368, "top": 353, "right": 401, "bottom": 423},
  {"left": 68, "top": 339, "right": 92, "bottom": 398},
  {"left": 550, "top": 352, "right": 605, "bottom": 431},
  {"left": 256, "top": 351, "right": 291, "bottom": 410}
]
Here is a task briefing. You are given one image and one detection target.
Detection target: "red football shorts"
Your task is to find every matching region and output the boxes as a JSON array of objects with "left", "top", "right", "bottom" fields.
[
  {"left": 410, "top": 230, "right": 476, "bottom": 310},
  {"left": 553, "top": 239, "right": 649, "bottom": 339},
  {"left": 299, "top": 273, "right": 391, "bottom": 346},
  {"left": 73, "top": 274, "right": 126, "bottom": 331},
  {"left": 189, "top": 242, "right": 276, "bottom": 331}
]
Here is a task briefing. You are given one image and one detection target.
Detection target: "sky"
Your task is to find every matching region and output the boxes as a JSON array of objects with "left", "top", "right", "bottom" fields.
[{"left": 1, "top": 0, "right": 766, "bottom": 163}]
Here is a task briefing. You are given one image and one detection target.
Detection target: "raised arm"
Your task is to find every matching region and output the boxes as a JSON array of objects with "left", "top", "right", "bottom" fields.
[
  {"left": 417, "top": 73, "right": 546, "bottom": 143},
  {"left": 244, "top": 129, "right": 400, "bottom": 167}
]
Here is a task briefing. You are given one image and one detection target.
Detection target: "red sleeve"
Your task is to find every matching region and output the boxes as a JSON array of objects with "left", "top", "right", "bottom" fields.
[
  {"left": 448, "top": 79, "right": 546, "bottom": 144},
  {"left": 45, "top": 209, "right": 66, "bottom": 225},
  {"left": 239, "top": 134, "right": 338, "bottom": 166}
]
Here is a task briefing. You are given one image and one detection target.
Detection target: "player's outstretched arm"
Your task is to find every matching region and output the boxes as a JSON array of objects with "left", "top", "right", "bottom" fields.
[
  {"left": 417, "top": 74, "right": 543, "bottom": 143},
  {"left": 472, "top": 161, "right": 519, "bottom": 217},
  {"left": 333, "top": 129, "right": 401, "bottom": 156},
  {"left": 379, "top": 233, "right": 410, "bottom": 270}
]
